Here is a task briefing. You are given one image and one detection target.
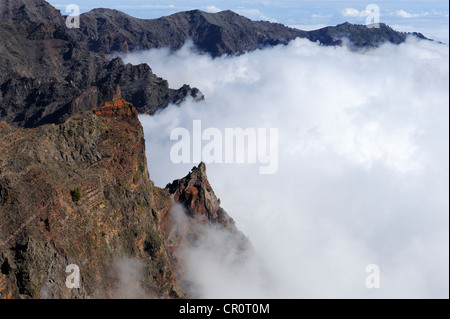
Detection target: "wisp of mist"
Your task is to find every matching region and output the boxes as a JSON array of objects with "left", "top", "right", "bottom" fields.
[{"left": 122, "top": 37, "right": 449, "bottom": 298}]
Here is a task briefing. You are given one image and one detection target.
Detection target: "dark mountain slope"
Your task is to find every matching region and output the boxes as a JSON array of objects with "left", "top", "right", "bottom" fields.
[
  {"left": 71, "top": 9, "right": 307, "bottom": 57},
  {"left": 0, "top": 0, "right": 202, "bottom": 128},
  {"left": 71, "top": 8, "right": 429, "bottom": 57}
]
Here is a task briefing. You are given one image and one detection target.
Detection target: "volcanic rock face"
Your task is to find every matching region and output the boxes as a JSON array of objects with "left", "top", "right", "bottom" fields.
[
  {"left": 166, "top": 163, "right": 236, "bottom": 228},
  {"left": 0, "top": 0, "right": 202, "bottom": 128},
  {"left": 0, "top": 100, "right": 178, "bottom": 298},
  {"left": 0, "top": 100, "right": 243, "bottom": 299},
  {"left": 0, "top": 0, "right": 243, "bottom": 300},
  {"left": 71, "top": 8, "right": 428, "bottom": 57}
]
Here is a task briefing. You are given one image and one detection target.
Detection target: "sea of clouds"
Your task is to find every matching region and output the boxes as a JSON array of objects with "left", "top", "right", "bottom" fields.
[{"left": 122, "top": 37, "right": 449, "bottom": 298}]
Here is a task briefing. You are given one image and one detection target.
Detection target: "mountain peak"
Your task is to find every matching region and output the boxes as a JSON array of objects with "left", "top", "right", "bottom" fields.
[
  {"left": 0, "top": 0, "right": 63, "bottom": 24},
  {"left": 69, "top": 7, "right": 431, "bottom": 57},
  {"left": 166, "top": 162, "right": 235, "bottom": 227}
]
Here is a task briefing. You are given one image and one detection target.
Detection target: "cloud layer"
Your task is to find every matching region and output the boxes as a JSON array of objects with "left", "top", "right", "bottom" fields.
[{"left": 123, "top": 37, "right": 449, "bottom": 298}]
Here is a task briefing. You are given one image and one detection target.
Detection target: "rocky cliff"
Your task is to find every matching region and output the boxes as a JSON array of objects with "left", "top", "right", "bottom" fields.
[
  {"left": 0, "top": 98, "right": 243, "bottom": 299},
  {"left": 70, "top": 8, "right": 429, "bottom": 57},
  {"left": 0, "top": 0, "right": 246, "bottom": 300},
  {"left": 163, "top": 162, "right": 247, "bottom": 246},
  {"left": 161, "top": 163, "right": 250, "bottom": 296},
  {"left": 0, "top": 98, "right": 175, "bottom": 298}
]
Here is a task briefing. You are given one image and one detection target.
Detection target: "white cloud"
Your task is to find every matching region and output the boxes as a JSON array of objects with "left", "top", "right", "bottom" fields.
[
  {"left": 124, "top": 37, "right": 449, "bottom": 298},
  {"left": 51, "top": 4, "right": 68, "bottom": 8},
  {"left": 290, "top": 24, "right": 329, "bottom": 31},
  {"left": 341, "top": 8, "right": 370, "bottom": 18},
  {"left": 203, "top": 5, "right": 222, "bottom": 13},
  {"left": 170, "top": 204, "right": 270, "bottom": 298},
  {"left": 111, "top": 256, "right": 149, "bottom": 298},
  {"left": 391, "top": 10, "right": 436, "bottom": 19},
  {"left": 311, "top": 14, "right": 332, "bottom": 19},
  {"left": 236, "top": 8, "right": 277, "bottom": 22},
  {"left": 396, "top": 9, "right": 420, "bottom": 19}
]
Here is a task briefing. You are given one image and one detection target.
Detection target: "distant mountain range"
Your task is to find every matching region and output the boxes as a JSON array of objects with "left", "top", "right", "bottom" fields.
[
  {"left": 0, "top": 0, "right": 430, "bottom": 128},
  {"left": 70, "top": 8, "right": 429, "bottom": 57}
]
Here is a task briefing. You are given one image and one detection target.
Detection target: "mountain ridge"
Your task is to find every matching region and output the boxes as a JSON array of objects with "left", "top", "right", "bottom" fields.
[{"left": 69, "top": 7, "right": 430, "bottom": 57}]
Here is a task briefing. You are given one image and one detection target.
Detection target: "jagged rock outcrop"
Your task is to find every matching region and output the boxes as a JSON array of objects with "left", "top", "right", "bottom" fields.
[
  {"left": 147, "top": 163, "right": 249, "bottom": 255},
  {"left": 0, "top": 0, "right": 202, "bottom": 128},
  {"left": 166, "top": 163, "right": 236, "bottom": 228},
  {"left": 70, "top": 8, "right": 429, "bottom": 57},
  {"left": 160, "top": 163, "right": 249, "bottom": 295}
]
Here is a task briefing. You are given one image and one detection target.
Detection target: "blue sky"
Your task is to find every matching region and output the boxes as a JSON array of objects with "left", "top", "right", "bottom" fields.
[{"left": 48, "top": 1, "right": 449, "bottom": 42}]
